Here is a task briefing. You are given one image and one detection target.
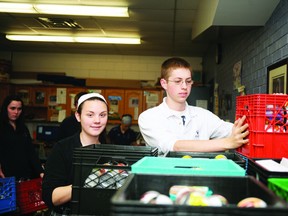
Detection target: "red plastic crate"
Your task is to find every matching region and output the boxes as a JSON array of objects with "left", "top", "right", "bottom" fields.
[
  {"left": 236, "top": 94, "right": 288, "bottom": 158},
  {"left": 16, "top": 178, "right": 47, "bottom": 214}
]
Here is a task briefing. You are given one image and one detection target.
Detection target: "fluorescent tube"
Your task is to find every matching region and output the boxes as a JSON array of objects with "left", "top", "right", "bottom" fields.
[
  {"left": 0, "top": 2, "right": 129, "bottom": 17},
  {"left": 6, "top": 34, "right": 141, "bottom": 44}
]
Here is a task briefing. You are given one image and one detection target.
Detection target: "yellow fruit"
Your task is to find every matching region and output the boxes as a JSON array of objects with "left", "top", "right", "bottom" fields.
[
  {"left": 215, "top": 154, "right": 227, "bottom": 159},
  {"left": 182, "top": 155, "right": 192, "bottom": 159}
]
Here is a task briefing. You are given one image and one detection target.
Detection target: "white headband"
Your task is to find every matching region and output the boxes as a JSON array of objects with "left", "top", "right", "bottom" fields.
[{"left": 77, "top": 93, "right": 107, "bottom": 109}]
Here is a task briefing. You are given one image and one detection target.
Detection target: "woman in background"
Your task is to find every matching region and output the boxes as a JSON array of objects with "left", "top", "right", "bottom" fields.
[
  {"left": 0, "top": 95, "right": 44, "bottom": 180},
  {"left": 42, "top": 93, "right": 108, "bottom": 215}
]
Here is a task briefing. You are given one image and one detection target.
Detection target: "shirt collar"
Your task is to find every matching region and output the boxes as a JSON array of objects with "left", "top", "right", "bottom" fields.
[{"left": 160, "top": 97, "right": 198, "bottom": 119}]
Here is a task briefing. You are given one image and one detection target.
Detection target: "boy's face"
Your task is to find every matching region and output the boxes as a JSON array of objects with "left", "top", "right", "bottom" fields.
[{"left": 161, "top": 67, "right": 192, "bottom": 104}]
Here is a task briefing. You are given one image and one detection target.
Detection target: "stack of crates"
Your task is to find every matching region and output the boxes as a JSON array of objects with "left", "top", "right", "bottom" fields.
[
  {"left": 0, "top": 177, "right": 16, "bottom": 214},
  {"left": 236, "top": 94, "right": 288, "bottom": 204},
  {"left": 236, "top": 94, "right": 288, "bottom": 159},
  {"left": 71, "top": 144, "right": 158, "bottom": 216}
]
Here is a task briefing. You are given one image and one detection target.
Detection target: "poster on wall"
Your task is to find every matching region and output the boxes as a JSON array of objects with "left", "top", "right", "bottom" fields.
[
  {"left": 56, "top": 88, "right": 67, "bottom": 104},
  {"left": 108, "top": 96, "right": 122, "bottom": 113},
  {"left": 144, "top": 91, "right": 159, "bottom": 109},
  {"left": 233, "top": 60, "right": 242, "bottom": 90}
]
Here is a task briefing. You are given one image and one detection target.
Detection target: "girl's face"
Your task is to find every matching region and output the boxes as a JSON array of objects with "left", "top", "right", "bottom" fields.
[
  {"left": 75, "top": 99, "right": 108, "bottom": 139},
  {"left": 7, "top": 100, "right": 22, "bottom": 122}
]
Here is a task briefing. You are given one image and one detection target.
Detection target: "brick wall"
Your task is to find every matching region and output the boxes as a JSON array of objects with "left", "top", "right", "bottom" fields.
[
  {"left": 0, "top": 52, "right": 202, "bottom": 83},
  {"left": 203, "top": 0, "right": 288, "bottom": 121}
]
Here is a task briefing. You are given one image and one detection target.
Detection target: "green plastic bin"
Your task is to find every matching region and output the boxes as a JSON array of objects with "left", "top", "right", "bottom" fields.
[
  {"left": 131, "top": 156, "right": 245, "bottom": 176},
  {"left": 268, "top": 178, "right": 288, "bottom": 202}
]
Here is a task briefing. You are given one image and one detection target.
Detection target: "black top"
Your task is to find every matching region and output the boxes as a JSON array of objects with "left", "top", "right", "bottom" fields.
[
  {"left": 0, "top": 123, "right": 44, "bottom": 180},
  {"left": 42, "top": 133, "right": 82, "bottom": 213},
  {"left": 108, "top": 125, "right": 137, "bottom": 145},
  {"left": 57, "top": 115, "right": 80, "bottom": 141}
]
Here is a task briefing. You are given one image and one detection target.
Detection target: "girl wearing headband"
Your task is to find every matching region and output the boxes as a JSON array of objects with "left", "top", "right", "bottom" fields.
[{"left": 42, "top": 93, "right": 108, "bottom": 215}]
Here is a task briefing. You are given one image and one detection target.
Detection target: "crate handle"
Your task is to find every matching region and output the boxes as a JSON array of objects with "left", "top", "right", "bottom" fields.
[
  {"left": 174, "top": 166, "right": 202, "bottom": 170},
  {"left": 252, "top": 143, "right": 264, "bottom": 147}
]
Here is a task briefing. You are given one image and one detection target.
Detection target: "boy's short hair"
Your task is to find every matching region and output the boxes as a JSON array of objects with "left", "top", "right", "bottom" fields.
[{"left": 161, "top": 57, "right": 192, "bottom": 80}]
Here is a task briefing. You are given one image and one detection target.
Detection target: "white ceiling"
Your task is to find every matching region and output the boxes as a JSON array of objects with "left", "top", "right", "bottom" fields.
[{"left": 0, "top": 0, "right": 280, "bottom": 57}]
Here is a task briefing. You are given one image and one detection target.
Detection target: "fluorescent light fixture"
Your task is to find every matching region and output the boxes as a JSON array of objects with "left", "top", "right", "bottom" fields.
[
  {"left": 35, "top": 4, "right": 128, "bottom": 17},
  {"left": 75, "top": 37, "right": 141, "bottom": 44},
  {"left": 6, "top": 35, "right": 74, "bottom": 42},
  {"left": 0, "top": 3, "right": 35, "bottom": 13},
  {"left": 6, "top": 35, "right": 141, "bottom": 44},
  {"left": 0, "top": 2, "right": 129, "bottom": 17}
]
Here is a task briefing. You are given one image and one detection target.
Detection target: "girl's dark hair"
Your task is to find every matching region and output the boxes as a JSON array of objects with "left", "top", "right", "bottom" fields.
[
  {"left": 0, "top": 95, "right": 25, "bottom": 131},
  {"left": 74, "top": 91, "right": 87, "bottom": 107}
]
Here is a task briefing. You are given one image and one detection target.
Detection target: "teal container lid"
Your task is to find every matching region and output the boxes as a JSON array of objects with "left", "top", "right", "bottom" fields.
[{"left": 131, "top": 156, "right": 245, "bottom": 176}]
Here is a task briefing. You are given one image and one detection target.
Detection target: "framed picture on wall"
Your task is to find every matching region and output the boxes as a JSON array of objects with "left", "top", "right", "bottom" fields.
[{"left": 267, "top": 58, "right": 288, "bottom": 94}]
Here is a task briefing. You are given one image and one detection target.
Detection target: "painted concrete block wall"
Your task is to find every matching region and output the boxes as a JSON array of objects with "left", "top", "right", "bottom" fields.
[
  {"left": 0, "top": 51, "right": 202, "bottom": 83},
  {"left": 203, "top": 0, "right": 288, "bottom": 121}
]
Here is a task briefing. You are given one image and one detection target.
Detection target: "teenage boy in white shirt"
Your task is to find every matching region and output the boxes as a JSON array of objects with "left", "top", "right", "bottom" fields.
[{"left": 138, "top": 57, "right": 249, "bottom": 156}]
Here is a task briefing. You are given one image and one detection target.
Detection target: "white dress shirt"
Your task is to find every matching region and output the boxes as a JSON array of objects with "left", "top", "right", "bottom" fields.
[{"left": 138, "top": 97, "right": 233, "bottom": 156}]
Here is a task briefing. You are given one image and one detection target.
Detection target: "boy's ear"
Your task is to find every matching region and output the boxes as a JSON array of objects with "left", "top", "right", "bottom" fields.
[{"left": 160, "top": 78, "right": 167, "bottom": 90}]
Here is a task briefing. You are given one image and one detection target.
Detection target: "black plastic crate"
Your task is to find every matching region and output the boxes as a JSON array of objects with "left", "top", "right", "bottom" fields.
[
  {"left": 111, "top": 174, "right": 288, "bottom": 216},
  {"left": 247, "top": 158, "right": 288, "bottom": 185},
  {"left": 71, "top": 145, "right": 158, "bottom": 215},
  {"left": 71, "top": 155, "right": 131, "bottom": 216},
  {"left": 166, "top": 150, "right": 247, "bottom": 170},
  {"left": 73, "top": 144, "right": 158, "bottom": 165}
]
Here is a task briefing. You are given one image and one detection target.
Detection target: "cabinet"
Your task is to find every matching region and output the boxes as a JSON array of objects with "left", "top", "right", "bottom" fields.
[
  {"left": 47, "top": 87, "right": 64, "bottom": 122},
  {"left": 66, "top": 87, "right": 87, "bottom": 116},
  {"left": 9, "top": 84, "right": 163, "bottom": 123},
  {"left": 13, "top": 85, "right": 50, "bottom": 120},
  {"left": 142, "top": 89, "right": 164, "bottom": 110},
  {"left": 104, "top": 89, "right": 125, "bottom": 120},
  {"left": 14, "top": 85, "right": 32, "bottom": 106},
  {"left": 12, "top": 85, "right": 66, "bottom": 121},
  {"left": 0, "top": 83, "right": 11, "bottom": 106},
  {"left": 105, "top": 89, "right": 163, "bottom": 124},
  {"left": 124, "top": 90, "right": 143, "bottom": 121},
  {"left": 105, "top": 89, "right": 143, "bottom": 122},
  {"left": 32, "top": 87, "right": 48, "bottom": 107}
]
